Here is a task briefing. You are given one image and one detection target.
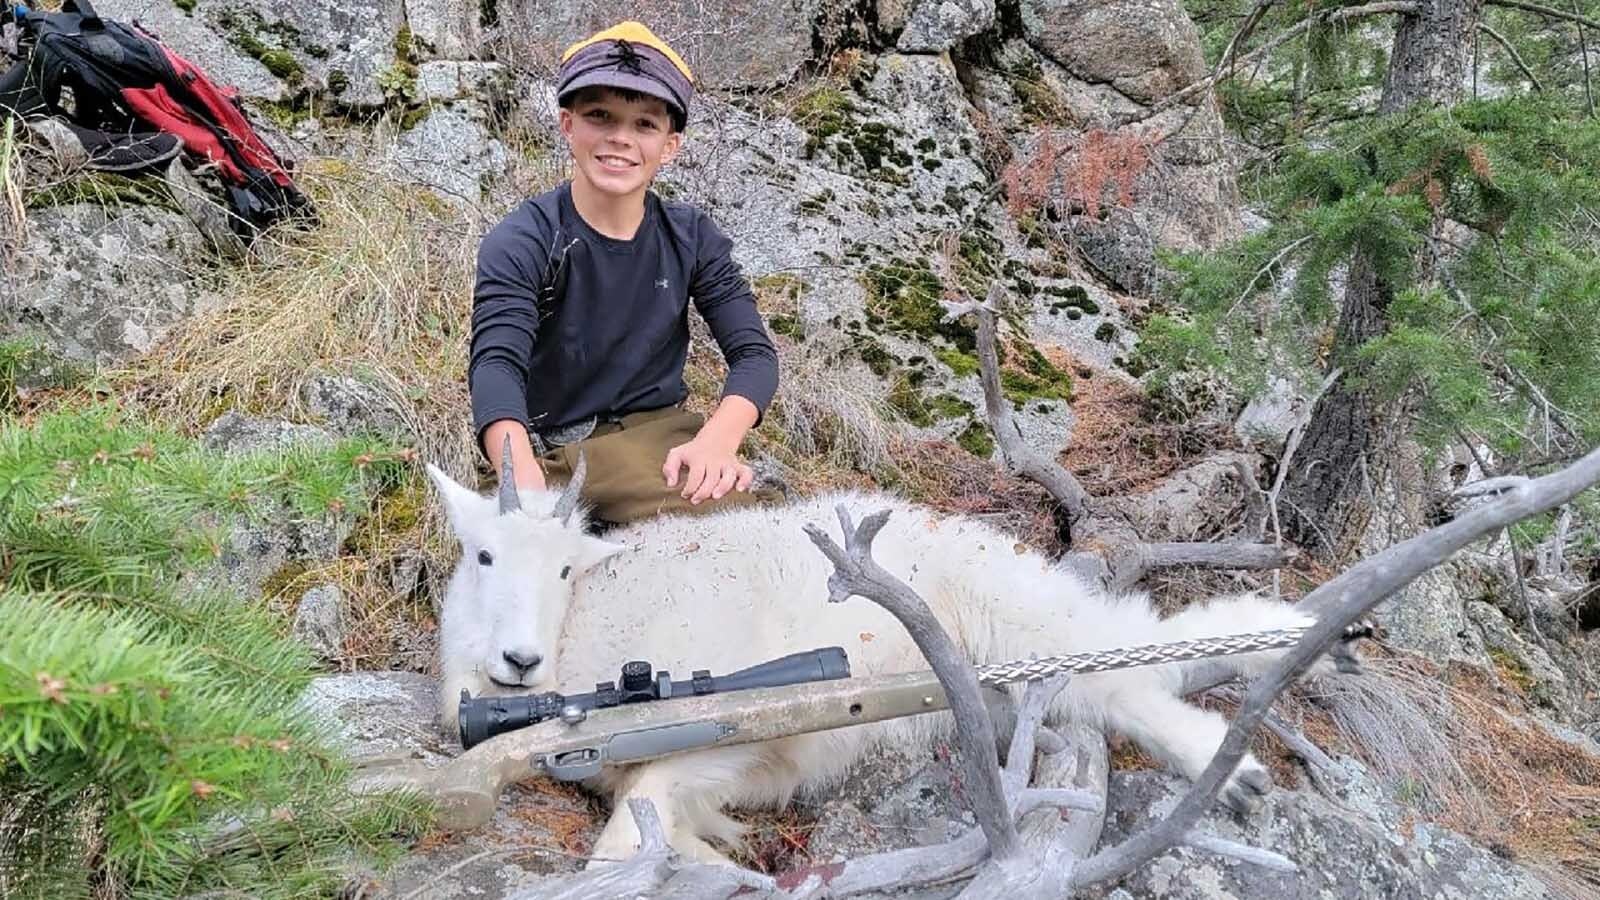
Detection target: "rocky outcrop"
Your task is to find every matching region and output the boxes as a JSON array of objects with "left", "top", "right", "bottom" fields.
[
  {"left": 488, "top": 0, "right": 829, "bottom": 89},
  {"left": 5, "top": 203, "right": 212, "bottom": 368},
  {"left": 1079, "top": 768, "right": 1554, "bottom": 900}
]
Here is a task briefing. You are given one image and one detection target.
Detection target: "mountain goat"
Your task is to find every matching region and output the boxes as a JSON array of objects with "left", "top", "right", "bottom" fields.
[{"left": 426, "top": 455, "right": 1348, "bottom": 867}]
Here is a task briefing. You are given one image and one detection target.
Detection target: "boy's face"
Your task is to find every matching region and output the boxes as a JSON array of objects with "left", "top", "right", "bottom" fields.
[{"left": 560, "top": 89, "right": 682, "bottom": 200}]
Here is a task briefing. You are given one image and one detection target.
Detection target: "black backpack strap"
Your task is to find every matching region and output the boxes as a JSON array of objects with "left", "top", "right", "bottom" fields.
[{"left": 63, "top": 0, "right": 103, "bottom": 29}]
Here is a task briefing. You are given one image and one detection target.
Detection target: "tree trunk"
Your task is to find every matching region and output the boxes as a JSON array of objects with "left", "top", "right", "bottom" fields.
[{"left": 1282, "top": 0, "right": 1484, "bottom": 559}]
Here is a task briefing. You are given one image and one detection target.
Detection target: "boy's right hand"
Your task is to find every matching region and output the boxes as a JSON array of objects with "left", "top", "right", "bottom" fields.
[{"left": 483, "top": 420, "right": 546, "bottom": 492}]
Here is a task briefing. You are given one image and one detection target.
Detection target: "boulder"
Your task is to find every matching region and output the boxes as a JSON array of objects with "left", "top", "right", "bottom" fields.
[
  {"left": 6, "top": 203, "right": 212, "bottom": 368},
  {"left": 1018, "top": 0, "right": 1208, "bottom": 106},
  {"left": 202, "top": 411, "right": 335, "bottom": 455},
  {"left": 897, "top": 0, "right": 996, "bottom": 52},
  {"left": 197, "top": 0, "right": 407, "bottom": 108},
  {"left": 300, "top": 373, "right": 410, "bottom": 441},
  {"left": 390, "top": 102, "right": 509, "bottom": 203},
  {"left": 293, "top": 584, "right": 348, "bottom": 659},
  {"left": 403, "top": 0, "right": 483, "bottom": 59},
  {"left": 1079, "top": 770, "right": 1554, "bottom": 899},
  {"left": 485, "top": 0, "right": 821, "bottom": 89}
]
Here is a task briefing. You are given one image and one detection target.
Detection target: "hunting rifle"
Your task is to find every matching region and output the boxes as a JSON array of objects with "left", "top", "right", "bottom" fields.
[{"left": 351, "top": 624, "right": 1366, "bottom": 830}]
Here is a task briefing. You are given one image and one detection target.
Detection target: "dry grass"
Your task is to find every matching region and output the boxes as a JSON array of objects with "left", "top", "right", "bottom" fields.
[
  {"left": 108, "top": 141, "right": 564, "bottom": 672},
  {"left": 1227, "top": 650, "right": 1600, "bottom": 893},
  {"left": 1060, "top": 360, "right": 1236, "bottom": 497}
]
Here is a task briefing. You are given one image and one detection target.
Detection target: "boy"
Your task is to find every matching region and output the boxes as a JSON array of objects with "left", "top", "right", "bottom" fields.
[{"left": 469, "top": 21, "right": 778, "bottom": 524}]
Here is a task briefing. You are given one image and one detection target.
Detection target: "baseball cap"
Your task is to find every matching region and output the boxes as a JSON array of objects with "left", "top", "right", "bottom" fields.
[{"left": 557, "top": 22, "right": 695, "bottom": 128}]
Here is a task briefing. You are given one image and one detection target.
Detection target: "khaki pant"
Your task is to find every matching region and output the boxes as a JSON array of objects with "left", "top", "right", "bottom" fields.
[{"left": 538, "top": 406, "right": 777, "bottom": 525}]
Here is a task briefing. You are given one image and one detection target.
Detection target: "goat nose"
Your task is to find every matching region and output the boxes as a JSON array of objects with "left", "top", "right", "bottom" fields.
[{"left": 503, "top": 650, "right": 543, "bottom": 672}]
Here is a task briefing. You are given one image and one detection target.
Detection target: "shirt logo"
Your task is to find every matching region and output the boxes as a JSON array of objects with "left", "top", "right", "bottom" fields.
[{"left": 655, "top": 276, "right": 670, "bottom": 290}]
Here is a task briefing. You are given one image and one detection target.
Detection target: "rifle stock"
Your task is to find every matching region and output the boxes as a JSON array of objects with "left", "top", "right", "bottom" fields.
[{"left": 351, "top": 671, "right": 954, "bottom": 830}]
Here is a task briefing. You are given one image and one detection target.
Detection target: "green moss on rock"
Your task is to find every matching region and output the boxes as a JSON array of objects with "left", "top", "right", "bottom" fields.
[
  {"left": 768, "top": 314, "right": 805, "bottom": 340},
  {"left": 935, "top": 348, "right": 978, "bottom": 376},
  {"left": 862, "top": 260, "right": 976, "bottom": 352},
  {"left": 957, "top": 420, "right": 995, "bottom": 457}
]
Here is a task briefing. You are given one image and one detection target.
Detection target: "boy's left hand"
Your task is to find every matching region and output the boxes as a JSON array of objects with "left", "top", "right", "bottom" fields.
[{"left": 663, "top": 437, "right": 754, "bottom": 504}]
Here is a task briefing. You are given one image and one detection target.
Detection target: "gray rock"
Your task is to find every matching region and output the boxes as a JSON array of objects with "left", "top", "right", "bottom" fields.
[
  {"left": 298, "top": 673, "right": 600, "bottom": 898},
  {"left": 202, "top": 411, "right": 335, "bottom": 455},
  {"left": 1377, "top": 563, "right": 1486, "bottom": 666},
  {"left": 299, "top": 671, "right": 450, "bottom": 764},
  {"left": 24, "top": 118, "right": 91, "bottom": 169},
  {"left": 1019, "top": 0, "right": 1208, "bottom": 106},
  {"left": 404, "top": 0, "right": 482, "bottom": 60},
  {"left": 1078, "top": 771, "right": 1553, "bottom": 899},
  {"left": 415, "top": 60, "right": 511, "bottom": 105},
  {"left": 484, "top": 0, "right": 825, "bottom": 90},
  {"left": 94, "top": 0, "right": 289, "bottom": 102},
  {"left": 293, "top": 584, "right": 347, "bottom": 659},
  {"left": 897, "top": 0, "right": 996, "bottom": 52},
  {"left": 6, "top": 203, "right": 212, "bottom": 367},
  {"left": 197, "top": 0, "right": 407, "bottom": 108},
  {"left": 1234, "top": 374, "right": 1307, "bottom": 451},
  {"left": 164, "top": 158, "right": 249, "bottom": 259},
  {"left": 179, "top": 481, "right": 355, "bottom": 601},
  {"left": 300, "top": 374, "right": 409, "bottom": 441},
  {"left": 1465, "top": 599, "right": 1575, "bottom": 716},
  {"left": 390, "top": 102, "right": 509, "bottom": 203}
]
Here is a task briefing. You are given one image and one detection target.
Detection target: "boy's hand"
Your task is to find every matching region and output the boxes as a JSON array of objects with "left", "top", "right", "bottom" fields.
[
  {"left": 662, "top": 396, "right": 760, "bottom": 504},
  {"left": 663, "top": 438, "right": 754, "bottom": 504}
]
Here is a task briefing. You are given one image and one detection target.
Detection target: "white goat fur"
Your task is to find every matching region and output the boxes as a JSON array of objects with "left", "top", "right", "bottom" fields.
[{"left": 428, "top": 468, "right": 1329, "bottom": 866}]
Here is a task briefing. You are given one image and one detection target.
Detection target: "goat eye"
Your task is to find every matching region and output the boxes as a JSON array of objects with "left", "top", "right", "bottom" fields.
[
  {"left": 477, "top": 549, "right": 494, "bottom": 567},
  {"left": 559, "top": 565, "right": 571, "bottom": 580}
]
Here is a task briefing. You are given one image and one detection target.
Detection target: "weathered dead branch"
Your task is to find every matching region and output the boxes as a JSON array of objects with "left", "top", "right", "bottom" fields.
[
  {"left": 1106, "top": 542, "right": 1295, "bottom": 594},
  {"left": 945, "top": 286, "right": 1092, "bottom": 528},
  {"left": 803, "top": 505, "right": 1021, "bottom": 860},
  {"left": 795, "top": 505, "right": 1299, "bottom": 896},
  {"left": 1068, "top": 447, "right": 1600, "bottom": 890},
  {"left": 941, "top": 290, "right": 1294, "bottom": 591}
]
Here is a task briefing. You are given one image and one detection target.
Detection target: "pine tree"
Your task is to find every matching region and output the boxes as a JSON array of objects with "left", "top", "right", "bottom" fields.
[
  {"left": 1154, "top": 0, "right": 1600, "bottom": 559},
  {"left": 0, "top": 398, "right": 430, "bottom": 898}
]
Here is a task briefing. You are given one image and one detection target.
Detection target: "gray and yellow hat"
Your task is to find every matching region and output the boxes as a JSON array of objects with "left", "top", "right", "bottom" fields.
[{"left": 557, "top": 22, "right": 696, "bottom": 129}]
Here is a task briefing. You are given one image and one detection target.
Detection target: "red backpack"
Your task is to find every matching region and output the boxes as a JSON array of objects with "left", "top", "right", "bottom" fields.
[{"left": 0, "top": 0, "right": 312, "bottom": 237}]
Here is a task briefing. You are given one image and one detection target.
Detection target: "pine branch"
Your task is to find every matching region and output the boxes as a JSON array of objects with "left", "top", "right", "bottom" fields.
[
  {"left": 1486, "top": 0, "right": 1600, "bottom": 31},
  {"left": 1477, "top": 22, "right": 1545, "bottom": 91}
]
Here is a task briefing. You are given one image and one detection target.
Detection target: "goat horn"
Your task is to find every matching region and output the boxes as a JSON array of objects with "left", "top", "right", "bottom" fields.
[
  {"left": 552, "top": 449, "right": 586, "bottom": 526},
  {"left": 498, "top": 434, "right": 522, "bottom": 515}
]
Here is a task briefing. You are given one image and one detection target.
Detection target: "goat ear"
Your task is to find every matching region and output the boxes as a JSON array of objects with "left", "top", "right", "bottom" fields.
[
  {"left": 425, "top": 463, "right": 484, "bottom": 538},
  {"left": 574, "top": 535, "right": 628, "bottom": 574}
]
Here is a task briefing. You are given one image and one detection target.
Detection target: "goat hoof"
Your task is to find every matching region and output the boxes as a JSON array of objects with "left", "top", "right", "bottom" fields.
[{"left": 1219, "top": 764, "right": 1272, "bottom": 814}]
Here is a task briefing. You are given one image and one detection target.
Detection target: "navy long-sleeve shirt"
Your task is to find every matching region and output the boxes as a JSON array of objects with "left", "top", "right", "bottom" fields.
[{"left": 469, "top": 182, "right": 778, "bottom": 454}]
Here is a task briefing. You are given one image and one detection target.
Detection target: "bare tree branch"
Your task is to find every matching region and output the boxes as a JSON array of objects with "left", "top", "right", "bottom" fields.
[
  {"left": 1577, "top": 0, "right": 1597, "bottom": 117},
  {"left": 804, "top": 506, "right": 1020, "bottom": 860},
  {"left": 1486, "top": 0, "right": 1600, "bottom": 30},
  {"left": 1234, "top": 458, "right": 1270, "bottom": 541},
  {"left": 1118, "top": 2, "right": 1424, "bottom": 125},
  {"left": 1071, "top": 445, "right": 1600, "bottom": 889},
  {"left": 943, "top": 287, "right": 1091, "bottom": 526},
  {"left": 1108, "top": 542, "right": 1295, "bottom": 594},
  {"left": 1477, "top": 21, "right": 1546, "bottom": 91}
]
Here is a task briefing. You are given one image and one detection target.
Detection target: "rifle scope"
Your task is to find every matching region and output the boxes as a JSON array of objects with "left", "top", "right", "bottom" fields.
[{"left": 458, "top": 646, "right": 851, "bottom": 750}]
